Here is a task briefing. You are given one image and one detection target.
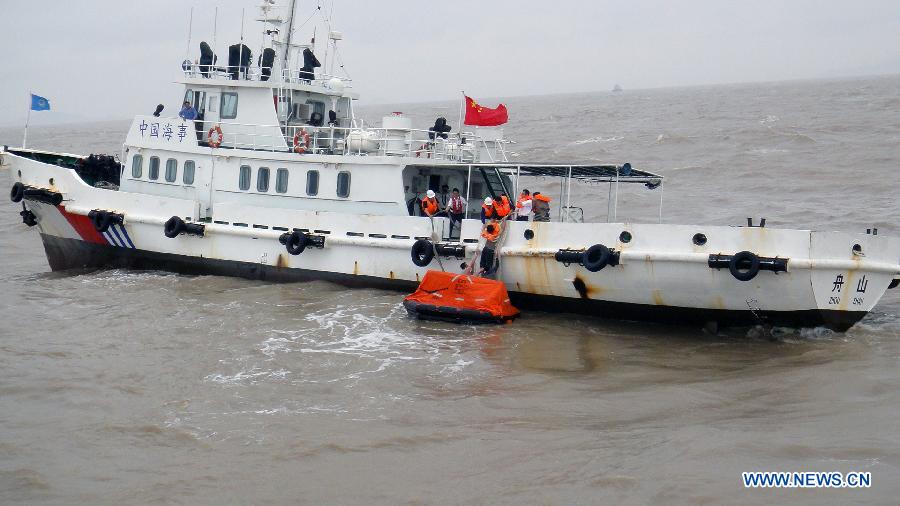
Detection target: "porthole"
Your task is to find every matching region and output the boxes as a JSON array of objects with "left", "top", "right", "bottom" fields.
[
  {"left": 852, "top": 244, "right": 862, "bottom": 255},
  {"left": 693, "top": 233, "right": 707, "bottom": 246},
  {"left": 524, "top": 229, "right": 534, "bottom": 240},
  {"left": 619, "top": 231, "right": 632, "bottom": 243}
]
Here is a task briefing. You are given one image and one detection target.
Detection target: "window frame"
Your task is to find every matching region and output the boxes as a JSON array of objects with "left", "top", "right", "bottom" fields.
[
  {"left": 183, "top": 160, "right": 195, "bottom": 185},
  {"left": 164, "top": 158, "right": 178, "bottom": 183},
  {"left": 275, "top": 168, "right": 289, "bottom": 194},
  {"left": 148, "top": 156, "right": 160, "bottom": 181},
  {"left": 238, "top": 165, "right": 251, "bottom": 191},
  {"left": 220, "top": 92, "right": 239, "bottom": 120},
  {"left": 306, "top": 170, "right": 319, "bottom": 196},
  {"left": 336, "top": 171, "right": 351, "bottom": 198},
  {"left": 131, "top": 154, "right": 143, "bottom": 178},
  {"left": 257, "top": 167, "right": 270, "bottom": 192}
]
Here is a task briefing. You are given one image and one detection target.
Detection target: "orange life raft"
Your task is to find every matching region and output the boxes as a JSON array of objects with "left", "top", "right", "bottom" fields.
[{"left": 403, "top": 270, "right": 520, "bottom": 324}]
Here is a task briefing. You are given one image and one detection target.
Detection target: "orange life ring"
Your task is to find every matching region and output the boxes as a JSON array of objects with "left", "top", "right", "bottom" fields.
[
  {"left": 293, "top": 129, "right": 310, "bottom": 153},
  {"left": 207, "top": 125, "right": 224, "bottom": 148}
]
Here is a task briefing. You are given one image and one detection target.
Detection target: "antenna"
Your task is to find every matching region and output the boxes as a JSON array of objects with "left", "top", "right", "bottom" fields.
[
  {"left": 283, "top": 0, "right": 297, "bottom": 72},
  {"left": 185, "top": 7, "right": 193, "bottom": 60},
  {"left": 239, "top": 8, "right": 245, "bottom": 79}
]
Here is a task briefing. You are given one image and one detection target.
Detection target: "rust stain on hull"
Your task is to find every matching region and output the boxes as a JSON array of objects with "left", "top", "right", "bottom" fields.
[
  {"left": 572, "top": 275, "right": 603, "bottom": 299},
  {"left": 353, "top": 261, "right": 359, "bottom": 276},
  {"left": 276, "top": 254, "right": 287, "bottom": 269},
  {"left": 652, "top": 289, "right": 666, "bottom": 306}
]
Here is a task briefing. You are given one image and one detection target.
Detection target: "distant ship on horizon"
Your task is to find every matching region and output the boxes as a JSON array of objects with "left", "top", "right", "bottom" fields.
[{"left": 612, "top": 84, "right": 623, "bottom": 92}]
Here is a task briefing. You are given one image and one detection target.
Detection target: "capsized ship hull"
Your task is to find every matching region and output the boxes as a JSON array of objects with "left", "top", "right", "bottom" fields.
[{"left": 8, "top": 150, "right": 899, "bottom": 332}]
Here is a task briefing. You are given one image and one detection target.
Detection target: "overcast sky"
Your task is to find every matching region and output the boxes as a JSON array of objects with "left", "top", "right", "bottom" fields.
[{"left": 0, "top": 0, "right": 897, "bottom": 125}]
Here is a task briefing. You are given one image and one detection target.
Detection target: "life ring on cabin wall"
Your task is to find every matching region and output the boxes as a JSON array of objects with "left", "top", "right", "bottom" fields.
[
  {"left": 293, "top": 129, "right": 311, "bottom": 153},
  {"left": 207, "top": 125, "right": 224, "bottom": 148}
]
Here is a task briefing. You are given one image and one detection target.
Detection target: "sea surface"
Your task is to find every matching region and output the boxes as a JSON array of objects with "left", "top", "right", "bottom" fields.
[{"left": 2, "top": 75, "right": 900, "bottom": 504}]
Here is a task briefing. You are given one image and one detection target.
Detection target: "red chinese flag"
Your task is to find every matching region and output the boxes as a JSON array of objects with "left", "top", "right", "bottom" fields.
[{"left": 464, "top": 96, "right": 508, "bottom": 126}]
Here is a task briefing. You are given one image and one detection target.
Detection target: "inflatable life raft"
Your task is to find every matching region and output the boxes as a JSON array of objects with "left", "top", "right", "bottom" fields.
[{"left": 403, "top": 270, "right": 520, "bottom": 324}]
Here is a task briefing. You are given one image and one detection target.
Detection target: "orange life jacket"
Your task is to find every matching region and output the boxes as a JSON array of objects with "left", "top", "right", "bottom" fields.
[
  {"left": 515, "top": 194, "right": 531, "bottom": 209},
  {"left": 421, "top": 197, "right": 439, "bottom": 216},
  {"left": 533, "top": 193, "right": 551, "bottom": 203},
  {"left": 481, "top": 221, "right": 501, "bottom": 242},
  {"left": 497, "top": 195, "right": 511, "bottom": 217},
  {"left": 482, "top": 202, "right": 498, "bottom": 218}
]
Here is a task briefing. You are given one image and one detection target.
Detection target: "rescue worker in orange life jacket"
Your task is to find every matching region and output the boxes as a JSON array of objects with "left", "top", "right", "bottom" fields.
[
  {"left": 515, "top": 189, "right": 532, "bottom": 221},
  {"left": 421, "top": 189, "right": 440, "bottom": 217},
  {"left": 480, "top": 220, "right": 502, "bottom": 276},
  {"left": 497, "top": 193, "right": 512, "bottom": 217},
  {"left": 481, "top": 197, "right": 500, "bottom": 223},
  {"left": 532, "top": 192, "right": 552, "bottom": 222}
]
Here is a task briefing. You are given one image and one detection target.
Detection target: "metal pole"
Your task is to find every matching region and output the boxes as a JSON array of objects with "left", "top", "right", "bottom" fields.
[
  {"left": 213, "top": 7, "right": 218, "bottom": 73},
  {"left": 457, "top": 91, "right": 465, "bottom": 138},
  {"left": 185, "top": 7, "right": 193, "bottom": 61},
  {"left": 606, "top": 181, "right": 613, "bottom": 223},
  {"left": 613, "top": 166, "right": 620, "bottom": 221},
  {"left": 658, "top": 179, "right": 664, "bottom": 223},
  {"left": 239, "top": 8, "right": 245, "bottom": 79},
  {"left": 565, "top": 166, "right": 572, "bottom": 222},
  {"left": 465, "top": 164, "right": 472, "bottom": 219},
  {"left": 23, "top": 92, "right": 31, "bottom": 148}
]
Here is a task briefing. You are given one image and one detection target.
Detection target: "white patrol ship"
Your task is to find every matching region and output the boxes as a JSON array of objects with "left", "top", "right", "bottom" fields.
[{"left": 3, "top": 1, "right": 900, "bottom": 331}]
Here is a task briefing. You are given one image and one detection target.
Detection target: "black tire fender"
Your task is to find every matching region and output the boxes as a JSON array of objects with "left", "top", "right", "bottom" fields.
[
  {"left": 729, "top": 250, "right": 760, "bottom": 281},
  {"left": 411, "top": 239, "right": 434, "bottom": 267},
  {"left": 90, "top": 210, "right": 113, "bottom": 233},
  {"left": 285, "top": 231, "right": 308, "bottom": 255},
  {"left": 164, "top": 216, "right": 185, "bottom": 238},
  {"left": 582, "top": 244, "right": 611, "bottom": 272},
  {"left": 10, "top": 182, "right": 24, "bottom": 203}
]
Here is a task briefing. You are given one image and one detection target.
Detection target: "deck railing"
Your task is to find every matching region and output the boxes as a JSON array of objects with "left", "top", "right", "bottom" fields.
[
  {"left": 189, "top": 118, "right": 507, "bottom": 162},
  {"left": 180, "top": 62, "right": 353, "bottom": 88}
]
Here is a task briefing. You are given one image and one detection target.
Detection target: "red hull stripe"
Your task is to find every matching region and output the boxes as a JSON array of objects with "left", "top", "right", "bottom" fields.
[{"left": 56, "top": 205, "right": 107, "bottom": 244}]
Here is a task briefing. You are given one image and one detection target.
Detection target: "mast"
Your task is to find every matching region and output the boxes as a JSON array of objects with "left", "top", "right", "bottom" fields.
[{"left": 283, "top": 0, "right": 297, "bottom": 72}]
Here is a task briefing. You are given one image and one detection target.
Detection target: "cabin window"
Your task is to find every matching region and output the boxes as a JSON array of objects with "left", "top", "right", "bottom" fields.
[
  {"left": 337, "top": 171, "right": 351, "bottom": 198},
  {"left": 257, "top": 167, "right": 270, "bottom": 192},
  {"left": 306, "top": 170, "right": 319, "bottom": 196},
  {"left": 131, "top": 154, "right": 143, "bottom": 178},
  {"left": 276, "top": 168, "right": 289, "bottom": 193},
  {"left": 183, "top": 160, "right": 195, "bottom": 185},
  {"left": 208, "top": 96, "right": 218, "bottom": 113},
  {"left": 221, "top": 93, "right": 238, "bottom": 119},
  {"left": 183, "top": 89, "right": 193, "bottom": 106},
  {"left": 165, "top": 159, "right": 177, "bottom": 182},
  {"left": 148, "top": 156, "right": 160, "bottom": 180},
  {"left": 239, "top": 165, "right": 251, "bottom": 190}
]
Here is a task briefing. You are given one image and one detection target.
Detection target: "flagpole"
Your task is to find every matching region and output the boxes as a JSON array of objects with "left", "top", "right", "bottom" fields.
[
  {"left": 23, "top": 92, "right": 31, "bottom": 148},
  {"left": 457, "top": 91, "right": 464, "bottom": 138}
]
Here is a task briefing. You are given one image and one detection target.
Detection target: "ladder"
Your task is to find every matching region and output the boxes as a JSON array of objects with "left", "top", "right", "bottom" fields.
[{"left": 478, "top": 167, "right": 509, "bottom": 199}]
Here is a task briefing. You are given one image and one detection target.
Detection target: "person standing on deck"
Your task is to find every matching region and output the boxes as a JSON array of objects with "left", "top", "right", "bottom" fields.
[
  {"left": 438, "top": 184, "right": 451, "bottom": 208},
  {"left": 481, "top": 197, "right": 503, "bottom": 223},
  {"left": 179, "top": 101, "right": 198, "bottom": 121},
  {"left": 515, "top": 189, "right": 532, "bottom": 221},
  {"left": 532, "top": 192, "right": 551, "bottom": 222},
  {"left": 447, "top": 188, "right": 465, "bottom": 237},
  {"left": 421, "top": 190, "right": 440, "bottom": 217}
]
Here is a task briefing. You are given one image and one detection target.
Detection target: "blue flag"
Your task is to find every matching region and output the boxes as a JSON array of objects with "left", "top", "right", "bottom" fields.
[{"left": 30, "top": 94, "right": 50, "bottom": 111}]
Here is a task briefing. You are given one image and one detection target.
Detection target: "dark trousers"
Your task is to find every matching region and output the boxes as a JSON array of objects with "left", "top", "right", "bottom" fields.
[
  {"left": 449, "top": 212, "right": 464, "bottom": 236},
  {"left": 516, "top": 216, "right": 529, "bottom": 221}
]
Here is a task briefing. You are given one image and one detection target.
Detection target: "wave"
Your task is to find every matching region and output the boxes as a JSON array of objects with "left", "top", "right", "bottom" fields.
[{"left": 568, "top": 136, "right": 624, "bottom": 146}]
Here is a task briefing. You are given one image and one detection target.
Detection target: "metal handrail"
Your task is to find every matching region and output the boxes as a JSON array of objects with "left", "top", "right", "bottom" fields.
[{"left": 187, "top": 118, "right": 509, "bottom": 161}]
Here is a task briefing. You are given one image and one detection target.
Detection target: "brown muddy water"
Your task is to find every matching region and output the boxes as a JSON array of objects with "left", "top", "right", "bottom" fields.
[{"left": 2, "top": 76, "right": 900, "bottom": 504}]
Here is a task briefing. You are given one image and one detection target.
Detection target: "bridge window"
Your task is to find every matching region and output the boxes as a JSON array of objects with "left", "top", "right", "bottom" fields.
[
  {"left": 221, "top": 93, "right": 238, "bottom": 120},
  {"left": 165, "top": 159, "right": 177, "bottom": 182},
  {"left": 337, "top": 171, "right": 351, "bottom": 198},
  {"left": 131, "top": 154, "right": 143, "bottom": 178},
  {"left": 257, "top": 167, "right": 270, "bottom": 192},
  {"left": 183, "top": 160, "right": 195, "bottom": 185},
  {"left": 276, "top": 168, "right": 289, "bottom": 193},
  {"left": 239, "top": 165, "right": 251, "bottom": 190},
  {"left": 148, "top": 156, "right": 160, "bottom": 180},
  {"left": 306, "top": 170, "right": 319, "bottom": 196}
]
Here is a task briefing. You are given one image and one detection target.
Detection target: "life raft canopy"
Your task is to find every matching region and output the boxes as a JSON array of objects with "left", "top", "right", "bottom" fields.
[{"left": 403, "top": 270, "right": 519, "bottom": 324}]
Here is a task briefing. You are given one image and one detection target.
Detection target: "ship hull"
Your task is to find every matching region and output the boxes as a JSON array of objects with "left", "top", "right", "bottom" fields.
[
  {"left": 39, "top": 233, "right": 868, "bottom": 331},
  {"left": 6, "top": 149, "right": 900, "bottom": 333}
]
